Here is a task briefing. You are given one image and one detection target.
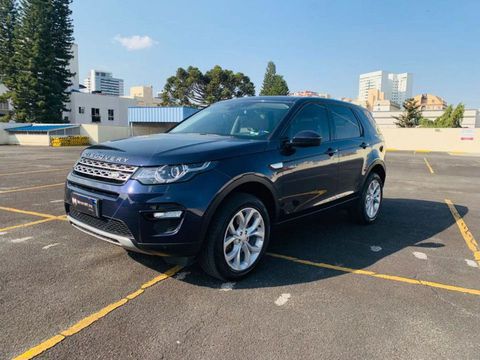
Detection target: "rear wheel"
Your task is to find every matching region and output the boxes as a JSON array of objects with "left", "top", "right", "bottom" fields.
[
  {"left": 199, "top": 193, "right": 270, "bottom": 280},
  {"left": 351, "top": 172, "right": 383, "bottom": 224}
]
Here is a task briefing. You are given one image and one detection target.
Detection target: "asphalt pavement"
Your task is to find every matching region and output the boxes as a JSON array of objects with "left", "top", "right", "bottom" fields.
[{"left": 1, "top": 146, "right": 479, "bottom": 360}]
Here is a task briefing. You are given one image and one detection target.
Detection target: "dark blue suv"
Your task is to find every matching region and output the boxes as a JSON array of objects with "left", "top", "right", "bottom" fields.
[{"left": 65, "top": 96, "right": 386, "bottom": 280}]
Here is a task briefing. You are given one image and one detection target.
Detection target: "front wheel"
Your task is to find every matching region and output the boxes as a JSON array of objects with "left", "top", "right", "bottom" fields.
[
  {"left": 350, "top": 173, "right": 383, "bottom": 224},
  {"left": 199, "top": 193, "right": 270, "bottom": 280}
]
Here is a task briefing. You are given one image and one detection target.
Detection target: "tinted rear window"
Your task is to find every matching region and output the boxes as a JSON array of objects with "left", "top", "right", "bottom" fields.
[{"left": 329, "top": 105, "right": 361, "bottom": 139}]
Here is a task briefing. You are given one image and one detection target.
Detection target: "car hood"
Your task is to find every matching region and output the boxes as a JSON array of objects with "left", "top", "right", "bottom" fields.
[{"left": 81, "top": 133, "right": 268, "bottom": 166}]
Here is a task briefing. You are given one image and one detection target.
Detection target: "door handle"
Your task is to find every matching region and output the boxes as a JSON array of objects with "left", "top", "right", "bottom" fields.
[
  {"left": 325, "top": 148, "right": 338, "bottom": 156},
  {"left": 360, "top": 142, "right": 369, "bottom": 149}
]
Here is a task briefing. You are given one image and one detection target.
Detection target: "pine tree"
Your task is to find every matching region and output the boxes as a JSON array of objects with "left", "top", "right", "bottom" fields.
[
  {"left": 394, "top": 98, "right": 422, "bottom": 128},
  {"left": 0, "top": 0, "right": 17, "bottom": 86},
  {"left": 12, "top": 0, "right": 73, "bottom": 123},
  {"left": 260, "top": 61, "right": 289, "bottom": 96},
  {"left": 0, "top": 0, "right": 17, "bottom": 120}
]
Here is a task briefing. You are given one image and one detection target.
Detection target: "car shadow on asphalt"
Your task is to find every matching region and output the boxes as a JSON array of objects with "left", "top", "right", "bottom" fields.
[{"left": 129, "top": 198, "right": 467, "bottom": 289}]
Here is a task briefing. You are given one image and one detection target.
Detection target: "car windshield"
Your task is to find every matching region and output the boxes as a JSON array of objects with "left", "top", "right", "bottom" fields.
[{"left": 170, "top": 100, "right": 292, "bottom": 139}]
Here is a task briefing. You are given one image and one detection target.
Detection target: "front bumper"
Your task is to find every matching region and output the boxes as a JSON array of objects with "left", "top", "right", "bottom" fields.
[{"left": 65, "top": 168, "right": 231, "bottom": 257}]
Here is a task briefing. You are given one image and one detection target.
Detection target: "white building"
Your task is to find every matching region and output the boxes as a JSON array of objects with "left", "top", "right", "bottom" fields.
[
  {"left": 65, "top": 92, "right": 136, "bottom": 126},
  {"left": 373, "top": 109, "right": 480, "bottom": 129},
  {"left": 68, "top": 44, "right": 79, "bottom": 91},
  {"left": 83, "top": 70, "right": 124, "bottom": 96},
  {"left": 359, "top": 71, "right": 412, "bottom": 107}
]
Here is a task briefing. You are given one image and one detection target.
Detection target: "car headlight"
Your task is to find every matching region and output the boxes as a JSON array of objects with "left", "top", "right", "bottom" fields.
[{"left": 132, "top": 162, "right": 213, "bottom": 184}]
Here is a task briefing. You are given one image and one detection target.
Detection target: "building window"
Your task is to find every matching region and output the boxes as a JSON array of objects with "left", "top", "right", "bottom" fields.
[
  {"left": 78, "top": 106, "right": 85, "bottom": 114},
  {"left": 91, "top": 108, "right": 101, "bottom": 122},
  {"left": 108, "top": 109, "right": 114, "bottom": 121}
]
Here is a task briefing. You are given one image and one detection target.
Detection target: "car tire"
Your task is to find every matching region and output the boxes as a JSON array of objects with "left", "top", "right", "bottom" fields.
[
  {"left": 350, "top": 172, "right": 383, "bottom": 225},
  {"left": 199, "top": 193, "right": 270, "bottom": 280}
]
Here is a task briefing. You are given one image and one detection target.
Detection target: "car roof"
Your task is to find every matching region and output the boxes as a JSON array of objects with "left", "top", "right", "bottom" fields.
[{"left": 222, "top": 96, "right": 361, "bottom": 109}]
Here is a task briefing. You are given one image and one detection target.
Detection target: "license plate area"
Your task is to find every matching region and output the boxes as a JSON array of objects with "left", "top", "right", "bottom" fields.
[{"left": 71, "top": 192, "right": 100, "bottom": 217}]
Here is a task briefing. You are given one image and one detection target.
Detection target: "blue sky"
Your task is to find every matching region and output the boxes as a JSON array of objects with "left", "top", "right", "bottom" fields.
[{"left": 72, "top": 0, "right": 480, "bottom": 108}]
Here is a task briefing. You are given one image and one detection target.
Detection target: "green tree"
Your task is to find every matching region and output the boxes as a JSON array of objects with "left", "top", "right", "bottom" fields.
[
  {"left": 394, "top": 98, "right": 422, "bottom": 128},
  {"left": 11, "top": 0, "right": 74, "bottom": 123},
  {"left": 0, "top": 0, "right": 17, "bottom": 121},
  {"left": 259, "top": 61, "right": 289, "bottom": 96},
  {"left": 419, "top": 103, "right": 464, "bottom": 128},
  {"left": 162, "top": 65, "right": 255, "bottom": 107}
]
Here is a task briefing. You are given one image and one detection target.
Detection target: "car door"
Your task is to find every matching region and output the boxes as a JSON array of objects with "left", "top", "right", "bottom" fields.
[
  {"left": 274, "top": 103, "right": 338, "bottom": 216},
  {"left": 327, "top": 104, "right": 368, "bottom": 197}
]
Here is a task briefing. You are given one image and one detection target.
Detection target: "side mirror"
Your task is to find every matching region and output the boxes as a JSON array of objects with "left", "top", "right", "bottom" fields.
[{"left": 290, "top": 130, "right": 322, "bottom": 147}]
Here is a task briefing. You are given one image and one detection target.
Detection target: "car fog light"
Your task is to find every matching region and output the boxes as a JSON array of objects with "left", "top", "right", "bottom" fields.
[{"left": 153, "top": 211, "right": 183, "bottom": 219}]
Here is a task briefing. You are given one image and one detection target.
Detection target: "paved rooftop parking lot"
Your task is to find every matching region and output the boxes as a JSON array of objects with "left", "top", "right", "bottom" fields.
[{"left": 1, "top": 146, "right": 480, "bottom": 359}]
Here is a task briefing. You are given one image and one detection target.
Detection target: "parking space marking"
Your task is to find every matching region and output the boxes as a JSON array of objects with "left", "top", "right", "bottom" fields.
[
  {"left": 275, "top": 293, "right": 291, "bottom": 306},
  {"left": 42, "top": 243, "right": 60, "bottom": 250},
  {"left": 0, "top": 183, "right": 64, "bottom": 194},
  {"left": 267, "top": 253, "right": 480, "bottom": 296},
  {"left": 0, "top": 218, "right": 58, "bottom": 233},
  {"left": 49, "top": 200, "right": 64, "bottom": 203},
  {"left": 0, "top": 206, "right": 58, "bottom": 219},
  {"left": 0, "top": 168, "right": 69, "bottom": 177},
  {"left": 465, "top": 259, "right": 479, "bottom": 268},
  {"left": 220, "top": 282, "right": 236, "bottom": 291},
  {"left": 413, "top": 251, "right": 428, "bottom": 260},
  {"left": 423, "top": 157, "right": 434, "bottom": 174},
  {"left": 11, "top": 237, "right": 33, "bottom": 243},
  {"left": 12, "top": 265, "right": 182, "bottom": 360},
  {"left": 445, "top": 199, "right": 480, "bottom": 266}
]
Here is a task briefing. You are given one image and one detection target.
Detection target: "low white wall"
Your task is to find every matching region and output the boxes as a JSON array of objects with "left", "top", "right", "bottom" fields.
[
  {"left": 0, "top": 123, "right": 28, "bottom": 144},
  {"left": 0, "top": 123, "right": 9, "bottom": 144},
  {"left": 8, "top": 133, "right": 51, "bottom": 146},
  {"left": 80, "top": 124, "right": 130, "bottom": 145},
  {"left": 382, "top": 128, "right": 480, "bottom": 153}
]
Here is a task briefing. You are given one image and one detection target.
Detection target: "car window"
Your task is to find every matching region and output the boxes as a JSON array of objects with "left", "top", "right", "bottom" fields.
[
  {"left": 329, "top": 105, "right": 361, "bottom": 139},
  {"left": 286, "top": 103, "right": 330, "bottom": 141},
  {"left": 170, "top": 101, "right": 291, "bottom": 139},
  {"left": 360, "top": 108, "right": 382, "bottom": 135}
]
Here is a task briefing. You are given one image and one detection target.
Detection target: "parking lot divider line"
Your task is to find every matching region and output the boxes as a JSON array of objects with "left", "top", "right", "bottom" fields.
[
  {"left": 0, "top": 206, "right": 58, "bottom": 219},
  {"left": 0, "top": 183, "right": 64, "bottom": 194},
  {"left": 0, "top": 218, "right": 57, "bottom": 233},
  {"left": 445, "top": 199, "right": 480, "bottom": 266},
  {"left": 267, "top": 252, "right": 480, "bottom": 296},
  {"left": 0, "top": 168, "right": 70, "bottom": 177},
  {"left": 12, "top": 265, "right": 183, "bottom": 360},
  {"left": 423, "top": 157, "right": 435, "bottom": 174}
]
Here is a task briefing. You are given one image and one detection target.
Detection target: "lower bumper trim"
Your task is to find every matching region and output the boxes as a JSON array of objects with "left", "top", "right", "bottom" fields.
[{"left": 67, "top": 215, "right": 148, "bottom": 254}]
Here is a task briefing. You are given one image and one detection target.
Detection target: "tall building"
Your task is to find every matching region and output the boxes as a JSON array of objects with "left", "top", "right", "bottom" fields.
[
  {"left": 83, "top": 70, "right": 124, "bottom": 96},
  {"left": 413, "top": 94, "right": 447, "bottom": 111},
  {"left": 128, "top": 85, "right": 162, "bottom": 106},
  {"left": 358, "top": 71, "right": 412, "bottom": 107}
]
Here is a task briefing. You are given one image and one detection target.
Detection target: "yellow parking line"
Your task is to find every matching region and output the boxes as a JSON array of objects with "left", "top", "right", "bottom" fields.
[
  {"left": 267, "top": 252, "right": 480, "bottom": 296},
  {"left": 423, "top": 157, "right": 434, "bottom": 174},
  {"left": 0, "top": 206, "right": 58, "bottom": 219},
  {"left": 414, "top": 149, "right": 432, "bottom": 154},
  {"left": 0, "top": 183, "right": 64, "bottom": 194},
  {"left": 445, "top": 199, "right": 480, "bottom": 266},
  {"left": 12, "top": 265, "right": 183, "bottom": 360},
  {"left": 0, "top": 218, "right": 58, "bottom": 232},
  {"left": 0, "top": 168, "right": 69, "bottom": 177}
]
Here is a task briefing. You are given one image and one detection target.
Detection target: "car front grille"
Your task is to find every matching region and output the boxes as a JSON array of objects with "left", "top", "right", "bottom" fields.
[
  {"left": 73, "top": 157, "right": 138, "bottom": 184},
  {"left": 69, "top": 209, "right": 134, "bottom": 239}
]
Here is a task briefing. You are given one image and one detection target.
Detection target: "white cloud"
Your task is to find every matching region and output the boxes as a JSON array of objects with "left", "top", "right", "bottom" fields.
[{"left": 114, "top": 35, "right": 157, "bottom": 51}]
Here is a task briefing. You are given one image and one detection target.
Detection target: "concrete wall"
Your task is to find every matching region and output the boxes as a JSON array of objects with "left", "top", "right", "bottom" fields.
[
  {"left": 131, "top": 123, "right": 175, "bottom": 136},
  {"left": 382, "top": 128, "right": 480, "bottom": 153},
  {"left": 8, "top": 133, "right": 51, "bottom": 146},
  {"left": 80, "top": 124, "right": 130, "bottom": 144},
  {"left": 374, "top": 109, "right": 480, "bottom": 128}
]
